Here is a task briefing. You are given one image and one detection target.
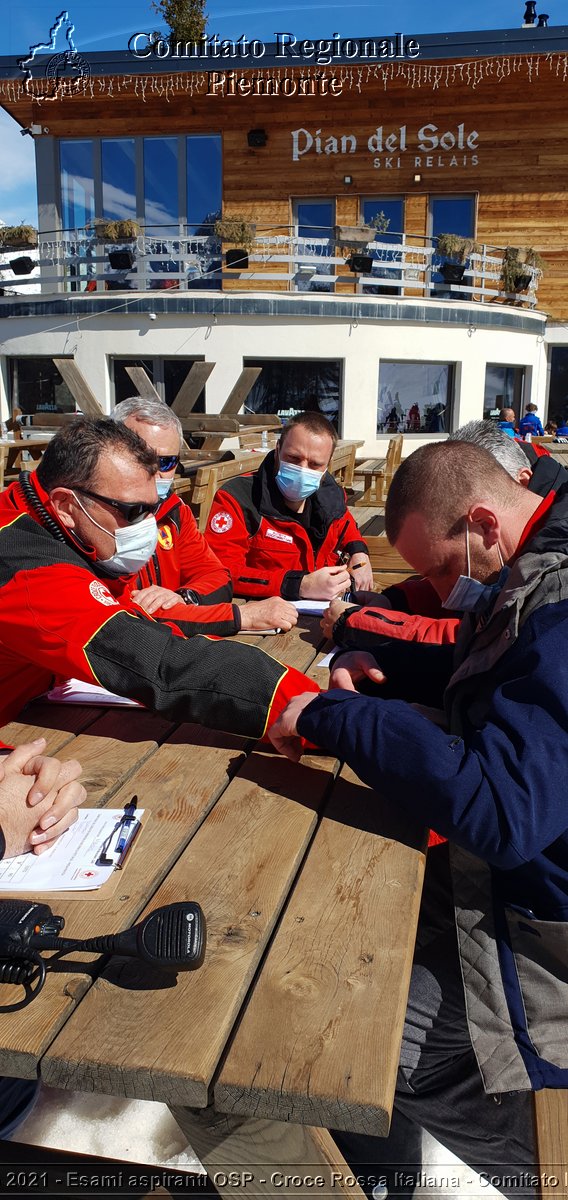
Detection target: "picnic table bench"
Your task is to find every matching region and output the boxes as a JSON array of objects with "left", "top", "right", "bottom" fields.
[
  {"left": 354, "top": 436, "right": 403, "bottom": 506},
  {"left": 0, "top": 618, "right": 427, "bottom": 1194}
]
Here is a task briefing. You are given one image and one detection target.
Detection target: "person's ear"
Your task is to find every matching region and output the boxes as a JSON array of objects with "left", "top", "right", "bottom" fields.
[
  {"left": 468, "top": 503, "right": 500, "bottom": 548},
  {"left": 517, "top": 467, "right": 532, "bottom": 488},
  {"left": 50, "top": 486, "right": 78, "bottom": 530}
]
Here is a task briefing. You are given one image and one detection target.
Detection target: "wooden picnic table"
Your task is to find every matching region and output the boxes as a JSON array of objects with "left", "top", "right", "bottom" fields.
[
  {"left": 0, "top": 436, "right": 51, "bottom": 475},
  {"left": 0, "top": 619, "right": 426, "bottom": 1193}
]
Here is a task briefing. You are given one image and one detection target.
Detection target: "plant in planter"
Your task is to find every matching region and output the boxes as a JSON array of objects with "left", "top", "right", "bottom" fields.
[
  {"left": 336, "top": 211, "right": 390, "bottom": 251},
  {"left": 501, "top": 246, "right": 545, "bottom": 294},
  {"left": 94, "top": 219, "right": 141, "bottom": 242},
  {"left": 214, "top": 215, "right": 256, "bottom": 269},
  {"left": 436, "top": 233, "right": 480, "bottom": 284},
  {"left": 0, "top": 224, "right": 38, "bottom": 250}
]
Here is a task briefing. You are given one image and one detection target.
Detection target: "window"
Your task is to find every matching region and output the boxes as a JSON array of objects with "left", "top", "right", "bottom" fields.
[
  {"left": 244, "top": 359, "right": 342, "bottom": 429},
  {"left": 9, "top": 359, "right": 76, "bottom": 416},
  {"left": 143, "top": 137, "right": 179, "bottom": 236},
  {"left": 547, "top": 347, "right": 568, "bottom": 427},
  {"left": 429, "top": 195, "right": 476, "bottom": 288},
  {"left": 483, "top": 365, "right": 525, "bottom": 421},
  {"left": 293, "top": 199, "right": 336, "bottom": 292},
  {"left": 102, "top": 139, "right": 136, "bottom": 222},
  {"left": 111, "top": 358, "right": 205, "bottom": 411},
  {"left": 378, "top": 362, "right": 454, "bottom": 434},
  {"left": 361, "top": 197, "right": 404, "bottom": 295},
  {"left": 60, "top": 140, "right": 95, "bottom": 232},
  {"left": 187, "top": 135, "right": 222, "bottom": 234}
]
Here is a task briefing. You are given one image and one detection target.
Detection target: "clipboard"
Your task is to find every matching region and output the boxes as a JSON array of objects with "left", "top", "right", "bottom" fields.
[{"left": 0, "top": 814, "right": 149, "bottom": 903}]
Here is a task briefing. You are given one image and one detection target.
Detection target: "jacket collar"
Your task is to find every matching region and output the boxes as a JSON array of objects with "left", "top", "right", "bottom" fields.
[{"left": 253, "top": 449, "right": 347, "bottom": 532}]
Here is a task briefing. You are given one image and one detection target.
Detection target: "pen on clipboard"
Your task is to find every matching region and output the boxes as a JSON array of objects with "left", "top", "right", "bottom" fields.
[
  {"left": 336, "top": 548, "right": 361, "bottom": 602},
  {"left": 115, "top": 819, "right": 142, "bottom": 870},
  {"left": 115, "top": 796, "right": 138, "bottom": 854}
]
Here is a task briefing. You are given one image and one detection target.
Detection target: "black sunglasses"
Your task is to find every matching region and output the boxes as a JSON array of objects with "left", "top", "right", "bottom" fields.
[
  {"left": 73, "top": 486, "right": 161, "bottom": 524},
  {"left": 157, "top": 454, "right": 180, "bottom": 472}
]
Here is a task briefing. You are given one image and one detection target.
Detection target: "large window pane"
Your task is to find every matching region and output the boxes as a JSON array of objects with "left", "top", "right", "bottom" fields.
[
  {"left": 60, "top": 140, "right": 94, "bottom": 231},
  {"left": 484, "top": 364, "right": 525, "bottom": 421},
  {"left": 144, "top": 137, "right": 179, "bottom": 235},
  {"left": 547, "top": 347, "right": 568, "bottom": 427},
  {"left": 187, "top": 135, "right": 222, "bottom": 234},
  {"left": 244, "top": 359, "right": 342, "bottom": 428},
  {"left": 112, "top": 359, "right": 154, "bottom": 407},
  {"left": 378, "top": 362, "right": 453, "bottom": 434},
  {"left": 361, "top": 197, "right": 404, "bottom": 294},
  {"left": 430, "top": 195, "right": 475, "bottom": 288},
  {"left": 102, "top": 139, "right": 136, "bottom": 221},
  {"left": 294, "top": 200, "right": 335, "bottom": 293},
  {"left": 10, "top": 359, "right": 76, "bottom": 416}
]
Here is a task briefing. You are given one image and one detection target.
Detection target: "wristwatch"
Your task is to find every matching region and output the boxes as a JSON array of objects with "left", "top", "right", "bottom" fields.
[{"left": 177, "top": 588, "right": 199, "bottom": 605}]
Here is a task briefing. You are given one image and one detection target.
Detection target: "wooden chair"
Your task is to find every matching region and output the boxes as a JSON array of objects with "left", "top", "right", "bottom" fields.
[
  {"left": 0, "top": 446, "right": 7, "bottom": 491},
  {"left": 329, "top": 441, "right": 357, "bottom": 489},
  {"left": 355, "top": 434, "right": 403, "bottom": 505},
  {"left": 188, "top": 452, "right": 262, "bottom": 531}
]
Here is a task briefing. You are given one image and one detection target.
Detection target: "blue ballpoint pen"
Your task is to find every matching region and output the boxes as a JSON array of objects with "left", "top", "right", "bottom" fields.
[{"left": 115, "top": 796, "right": 138, "bottom": 855}]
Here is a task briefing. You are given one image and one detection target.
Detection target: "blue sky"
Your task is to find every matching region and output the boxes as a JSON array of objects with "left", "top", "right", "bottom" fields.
[{"left": 0, "top": 2, "right": 542, "bottom": 225}]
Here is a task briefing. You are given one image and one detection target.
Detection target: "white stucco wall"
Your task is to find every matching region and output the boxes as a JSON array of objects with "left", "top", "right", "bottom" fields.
[{"left": 0, "top": 298, "right": 548, "bottom": 455}]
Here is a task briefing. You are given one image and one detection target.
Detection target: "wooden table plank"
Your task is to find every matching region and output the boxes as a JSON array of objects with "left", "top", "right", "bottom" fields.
[
  {"left": 215, "top": 765, "right": 426, "bottom": 1136},
  {"left": 0, "top": 720, "right": 247, "bottom": 1078},
  {"left": 49, "top": 708, "right": 176, "bottom": 803},
  {"left": 42, "top": 751, "right": 337, "bottom": 1106},
  {"left": 0, "top": 702, "right": 103, "bottom": 754}
]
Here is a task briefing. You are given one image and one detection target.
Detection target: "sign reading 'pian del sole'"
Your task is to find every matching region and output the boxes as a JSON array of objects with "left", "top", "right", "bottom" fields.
[{"left": 291, "top": 123, "right": 480, "bottom": 170}]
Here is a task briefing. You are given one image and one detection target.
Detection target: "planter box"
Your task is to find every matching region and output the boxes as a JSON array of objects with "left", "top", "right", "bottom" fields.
[
  {"left": 440, "top": 262, "right": 466, "bottom": 284},
  {"left": 335, "top": 225, "right": 373, "bottom": 248}
]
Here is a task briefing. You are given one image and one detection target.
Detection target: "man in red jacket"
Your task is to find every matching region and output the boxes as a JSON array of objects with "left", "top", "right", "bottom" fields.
[
  {"left": 0, "top": 418, "right": 318, "bottom": 732},
  {"left": 205, "top": 411, "right": 372, "bottom": 601},
  {"left": 112, "top": 397, "right": 297, "bottom": 634}
]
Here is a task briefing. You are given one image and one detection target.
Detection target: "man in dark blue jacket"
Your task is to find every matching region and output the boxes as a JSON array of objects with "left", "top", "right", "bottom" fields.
[{"left": 269, "top": 440, "right": 568, "bottom": 1198}]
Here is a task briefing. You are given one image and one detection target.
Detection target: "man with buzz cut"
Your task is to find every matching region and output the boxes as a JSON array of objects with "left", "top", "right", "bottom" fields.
[
  {"left": 0, "top": 417, "right": 318, "bottom": 733},
  {"left": 205, "top": 410, "right": 373, "bottom": 602},
  {"left": 111, "top": 397, "right": 298, "bottom": 635}
]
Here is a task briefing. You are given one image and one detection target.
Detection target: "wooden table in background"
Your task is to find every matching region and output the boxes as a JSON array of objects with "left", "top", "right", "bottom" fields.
[
  {"left": 0, "top": 619, "right": 426, "bottom": 1195},
  {"left": 0, "top": 436, "right": 51, "bottom": 475}
]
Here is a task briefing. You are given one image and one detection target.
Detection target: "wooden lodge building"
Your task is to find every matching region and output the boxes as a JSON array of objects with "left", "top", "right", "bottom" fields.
[{"left": 0, "top": 15, "right": 568, "bottom": 451}]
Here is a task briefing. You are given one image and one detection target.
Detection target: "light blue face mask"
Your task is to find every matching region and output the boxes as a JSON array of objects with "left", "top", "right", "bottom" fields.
[
  {"left": 275, "top": 459, "right": 324, "bottom": 503},
  {"left": 156, "top": 477, "right": 173, "bottom": 500},
  {"left": 442, "top": 525, "right": 508, "bottom": 613}
]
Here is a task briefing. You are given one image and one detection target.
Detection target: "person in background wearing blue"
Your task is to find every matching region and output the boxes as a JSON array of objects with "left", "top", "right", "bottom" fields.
[
  {"left": 518, "top": 404, "right": 544, "bottom": 438},
  {"left": 497, "top": 406, "right": 517, "bottom": 438}
]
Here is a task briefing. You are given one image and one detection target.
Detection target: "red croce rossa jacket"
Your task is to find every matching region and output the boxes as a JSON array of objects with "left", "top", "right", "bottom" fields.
[
  {"left": 205, "top": 451, "right": 368, "bottom": 599},
  {"left": 0, "top": 471, "right": 318, "bottom": 733}
]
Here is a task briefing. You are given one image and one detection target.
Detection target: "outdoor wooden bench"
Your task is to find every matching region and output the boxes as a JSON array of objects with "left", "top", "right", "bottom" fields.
[
  {"left": 354, "top": 435, "right": 403, "bottom": 505},
  {"left": 363, "top": 534, "right": 416, "bottom": 589},
  {"left": 533, "top": 1089, "right": 568, "bottom": 1199},
  {"left": 188, "top": 451, "right": 265, "bottom": 530}
]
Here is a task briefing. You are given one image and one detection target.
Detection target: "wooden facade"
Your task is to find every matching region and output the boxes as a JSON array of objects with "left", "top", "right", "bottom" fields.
[{"left": 1, "top": 39, "right": 568, "bottom": 314}]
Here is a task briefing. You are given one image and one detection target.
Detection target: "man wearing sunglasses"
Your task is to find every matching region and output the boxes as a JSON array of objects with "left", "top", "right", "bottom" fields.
[
  {"left": 112, "top": 397, "right": 298, "bottom": 635},
  {"left": 0, "top": 418, "right": 318, "bottom": 732}
]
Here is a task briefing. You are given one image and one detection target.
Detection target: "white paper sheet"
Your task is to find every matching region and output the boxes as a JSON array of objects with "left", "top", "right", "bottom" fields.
[
  {"left": 47, "top": 678, "right": 142, "bottom": 707},
  {"left": 292, "top": 600, "right": 329, "bottom": 616},
  {"left": 0, "top": 808, "right": 144, "bottom": 892}
]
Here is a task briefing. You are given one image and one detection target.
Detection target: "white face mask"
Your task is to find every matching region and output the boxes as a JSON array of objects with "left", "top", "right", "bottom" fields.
[
  {"left": 73, "top": 492, "right": 158, "bottom": 577},
  {"left": 156, "top": 478, "right": 173, "bottom": 500},
  {"left": 442, "top": 525, "right": 507, "bottom": 613}
]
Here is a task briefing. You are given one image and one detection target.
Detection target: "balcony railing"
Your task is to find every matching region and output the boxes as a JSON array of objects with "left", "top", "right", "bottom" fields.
[{"left": 0, "top": 227, "right": 542, "bottom": 307}]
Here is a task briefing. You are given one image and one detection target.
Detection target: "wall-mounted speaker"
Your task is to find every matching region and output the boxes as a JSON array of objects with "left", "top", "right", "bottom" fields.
[
  {"left": 108, "top": 249, "right": 135, "bottom": 271},
  {"left": 348, "top": 254, "right": 373, "bottom": 274}
]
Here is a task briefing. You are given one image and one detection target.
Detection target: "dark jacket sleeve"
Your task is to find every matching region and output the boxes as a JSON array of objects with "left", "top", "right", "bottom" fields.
[
  {"left": 299, "top": 605, "right": 568, "bottom": 869},
  {"left": 331, "top": 640, "right": 454, "bottom": 707}
]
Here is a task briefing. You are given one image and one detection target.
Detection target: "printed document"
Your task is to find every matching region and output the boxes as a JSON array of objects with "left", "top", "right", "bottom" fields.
[{"left": 0, "top": 809, "right": 144, "bottom": 892}]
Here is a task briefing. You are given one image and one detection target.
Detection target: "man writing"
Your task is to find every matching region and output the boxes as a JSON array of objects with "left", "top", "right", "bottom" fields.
[
  {"left": 0, "top": 418, "right": 318, "bottom": 732},
  {"left": 205, "top": 411, "right": 373, "bottom": 601},
  {"left": 269, "top": 440, "right": 568, "bottom": 1195},
  {"left": 112, "top": 398, "right": 297, "bottom": 634}
]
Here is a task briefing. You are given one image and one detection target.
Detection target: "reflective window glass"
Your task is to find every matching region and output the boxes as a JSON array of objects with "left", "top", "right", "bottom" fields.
[
  {"left": 377, "top": 362, "right": 454, "bottom": 434},
  {"left": 102, "top": 139, "right": 136, "bottom": 221},
  {"left": 143, "top": 137, "right": 179, "bottom": 235},
  {"left": 293, "top": 200, "right": 335, "bottom": 293},
  {"left": 244, "top": 358, "right": 342, "bottom": 429},
  {"left": 361, "top": 197, "right": 404, "bottom": 294},
  {"left": 187, "top": 135, "right": 222, "bottom": 234},
  {"left": 483, "top": 365, "right": 525, "bottom": 421},
  {"left": 10, "top": 358, "right": 76, "bottom": 416},
  {"left": 548, "top": 347, "right": 568, "bottom": 428},
  {"left": 60, "top": 140, "right": 94, "bottom": 231}
]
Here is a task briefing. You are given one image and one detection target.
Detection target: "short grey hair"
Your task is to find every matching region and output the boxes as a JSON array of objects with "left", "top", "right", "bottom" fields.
[
  {"left": 449, "top": 420, "right": 528, "bottom": 480},
  {"left": 112, "top": 397, "right": 183, "bottom": 448}
]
